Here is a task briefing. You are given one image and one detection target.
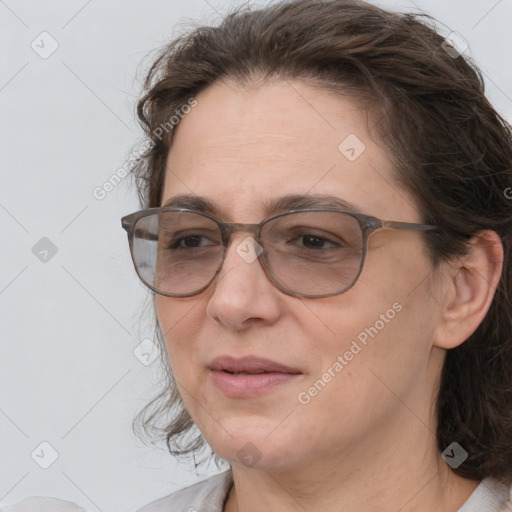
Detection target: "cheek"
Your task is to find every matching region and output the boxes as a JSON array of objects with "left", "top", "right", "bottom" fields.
[
  {"left": 155, "top": 296, "right": 204, "bottom": 374},
  {"left": 304, "top": 245, "right": 438, "bottom": 393},
  {"left": 291, "top": 293, "right": 436, "bottom": 452}
]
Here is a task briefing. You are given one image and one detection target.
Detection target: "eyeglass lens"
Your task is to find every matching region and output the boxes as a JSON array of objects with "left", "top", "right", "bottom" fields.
[{"left": 131, "top": 211, "right": 364, "bottom": 297}]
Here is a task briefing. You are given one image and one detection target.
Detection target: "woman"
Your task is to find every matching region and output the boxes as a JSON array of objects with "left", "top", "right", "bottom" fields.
[{"left": 119, "top": 0, "right": 512, "bottom": 510}]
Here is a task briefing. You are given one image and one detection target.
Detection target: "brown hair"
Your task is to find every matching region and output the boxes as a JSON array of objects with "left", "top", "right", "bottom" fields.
[{"left": 131, "top": 0, "right": 512, "bottom": 480}]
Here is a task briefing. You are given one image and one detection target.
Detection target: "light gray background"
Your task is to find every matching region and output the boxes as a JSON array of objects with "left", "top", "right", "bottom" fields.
[{"left": 1, "top": 0, "right": 511, "bottom": 510}]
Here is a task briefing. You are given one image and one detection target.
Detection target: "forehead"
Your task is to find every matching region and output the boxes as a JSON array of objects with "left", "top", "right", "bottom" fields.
[{"left": 162, "top": 78, "right": 419, "bottom": 223}]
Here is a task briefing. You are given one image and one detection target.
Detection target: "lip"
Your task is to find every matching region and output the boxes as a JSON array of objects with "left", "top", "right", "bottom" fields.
[
  {"left": 209, "top": 356, "right": 302, "bottom": 374},
  {"left": 208, "top": 356, "right": 302, "bottom": 398}
]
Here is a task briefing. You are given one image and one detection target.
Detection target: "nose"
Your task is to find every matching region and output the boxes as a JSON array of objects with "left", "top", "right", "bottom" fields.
[{"left": 205, "top": 234, "right": 283, "bottom": 330}]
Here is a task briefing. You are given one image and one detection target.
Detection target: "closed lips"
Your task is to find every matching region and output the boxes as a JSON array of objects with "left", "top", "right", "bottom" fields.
[{"left": 209, "top": 356, "right": 302, "bottom": 374}]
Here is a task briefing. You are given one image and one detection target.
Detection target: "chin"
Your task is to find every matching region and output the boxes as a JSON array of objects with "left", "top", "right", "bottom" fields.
[{"left": 202, "top": 419, "right": 299, "bottom": 470}]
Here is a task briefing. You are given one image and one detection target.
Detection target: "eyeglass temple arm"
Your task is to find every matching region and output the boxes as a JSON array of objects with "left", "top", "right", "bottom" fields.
[
  {"left": 121, "top": 212, "right": 438, "bottom": 238},
  {"left": 380, "top": 220, "right": 438, "bottom": 231}
]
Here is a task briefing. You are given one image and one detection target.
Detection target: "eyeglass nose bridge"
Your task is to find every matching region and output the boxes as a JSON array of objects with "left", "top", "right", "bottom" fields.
[
  {"left": 206, "top": 221, "right": 274, "bottom": 296},
  {"left": 217, "top": 221, "right": 264, "bottom": 247}
]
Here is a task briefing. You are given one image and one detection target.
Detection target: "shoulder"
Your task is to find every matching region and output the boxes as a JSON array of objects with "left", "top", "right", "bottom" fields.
[
  {"left": 0, "top": 497, "right": 87, "bottom": 511},
  {"left": 136, "top": 470, "right": 233, "bottom": 512}
]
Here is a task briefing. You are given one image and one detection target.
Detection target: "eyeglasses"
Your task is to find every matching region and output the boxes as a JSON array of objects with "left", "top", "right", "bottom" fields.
[{"left": 121, "top": 207, "right": 438, "bottom": 299}]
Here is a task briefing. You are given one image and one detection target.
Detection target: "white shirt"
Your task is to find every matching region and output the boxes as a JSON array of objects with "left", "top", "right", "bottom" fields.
[
  {"left": 2, "top": 472, "right": 511, "bottom": 511},
  {"left": 135, "top": 471, "right": 512, "bottom": 512},
  {"left": 0, "top": 497, "right": 87, "bottom": 511}
]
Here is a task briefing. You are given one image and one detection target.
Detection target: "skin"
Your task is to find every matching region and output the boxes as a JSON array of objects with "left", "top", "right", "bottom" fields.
[{"left": 154, "top": 77, "right": 503, "bottom": 511}]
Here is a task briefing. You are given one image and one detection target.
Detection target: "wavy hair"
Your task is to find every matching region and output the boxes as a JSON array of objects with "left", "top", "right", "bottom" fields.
[{"left": 130, "top": 0, "right": 512, "bottom": 480}]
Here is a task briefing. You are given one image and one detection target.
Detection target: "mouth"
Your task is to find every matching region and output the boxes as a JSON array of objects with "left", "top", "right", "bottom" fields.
[
  {"left": 208, "top": 356, "right": 302, "bottom": 397},
  {"left": 209, "top": 355, "right": 302, "bottom": 374},
  {"left": 222, "top": 370, "right": 271, "bottom": 375}
]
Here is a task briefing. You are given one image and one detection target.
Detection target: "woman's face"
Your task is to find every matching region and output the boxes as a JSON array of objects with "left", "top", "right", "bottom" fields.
[{"left": 155, "top": 78, "right": 444, "bottom": 471}]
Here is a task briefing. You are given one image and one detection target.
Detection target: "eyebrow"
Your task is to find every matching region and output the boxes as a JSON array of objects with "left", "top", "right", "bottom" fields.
[{"left": 161, "top": 193, "right": 363, "bottom": 217}]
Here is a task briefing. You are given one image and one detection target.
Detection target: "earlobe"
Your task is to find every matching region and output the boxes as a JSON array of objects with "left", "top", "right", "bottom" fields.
[{"left": 434, "top": 230, "right": 503, "bottom": 350}]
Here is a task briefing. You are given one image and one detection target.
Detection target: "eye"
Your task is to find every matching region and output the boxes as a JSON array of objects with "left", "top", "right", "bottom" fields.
[
  {"left": 282, "top": 225, "right": 345, "bottom": 250},
  {"left": 169, "top": 234, "right": 215, "bottom": 249},
  {"left": 295, "top": 234, "right": 341, "bottom": 250}
]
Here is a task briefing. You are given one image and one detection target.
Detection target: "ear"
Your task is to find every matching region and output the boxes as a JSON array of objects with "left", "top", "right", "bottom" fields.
[{"left": 434, "top": 230, "right": 503, "bottom": 350}]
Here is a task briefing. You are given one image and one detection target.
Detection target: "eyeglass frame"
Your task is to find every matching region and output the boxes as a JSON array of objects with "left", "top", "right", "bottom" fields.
[{"left": 121, "top": 206, "right": 439, "bottom": 299}]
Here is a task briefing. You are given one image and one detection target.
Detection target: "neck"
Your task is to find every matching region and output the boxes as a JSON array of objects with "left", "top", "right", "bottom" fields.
[{"left": 224, "top": 411, "right": 479, "bottom": 511}]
